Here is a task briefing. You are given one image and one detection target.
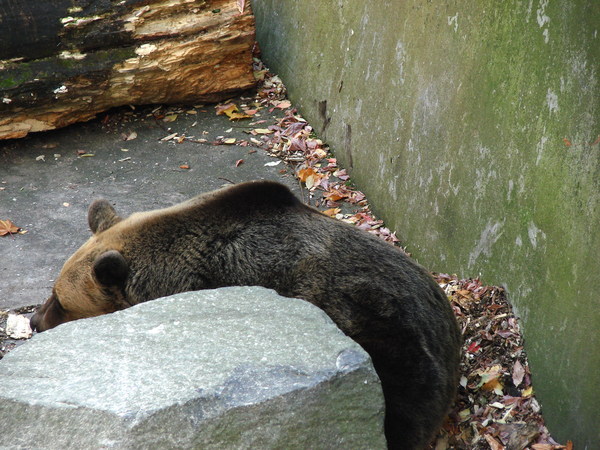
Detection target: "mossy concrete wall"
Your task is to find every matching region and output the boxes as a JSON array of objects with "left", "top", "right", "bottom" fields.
[{"left": 252, "top": 1, "right": 599, "bottom": 447}]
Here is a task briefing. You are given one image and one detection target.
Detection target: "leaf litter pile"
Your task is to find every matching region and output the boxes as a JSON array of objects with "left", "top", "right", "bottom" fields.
[{"left": 0, "top": 58, "right": 571, "bottom": 449}]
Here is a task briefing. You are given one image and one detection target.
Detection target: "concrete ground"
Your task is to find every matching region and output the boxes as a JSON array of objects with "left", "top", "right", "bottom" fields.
[{"left": 0, "top": 96, "right": 299, "bottom": 311}]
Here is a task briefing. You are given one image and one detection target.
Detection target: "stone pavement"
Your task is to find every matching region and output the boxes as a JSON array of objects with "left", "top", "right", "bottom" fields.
[{"left": 0, "top": 98, "right": 299, "bottom": 311}]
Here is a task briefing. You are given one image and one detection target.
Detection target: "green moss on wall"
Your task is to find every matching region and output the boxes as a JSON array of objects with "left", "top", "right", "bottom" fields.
[{"left": 253, "top": 0, "right": 600, "bottom": 446}]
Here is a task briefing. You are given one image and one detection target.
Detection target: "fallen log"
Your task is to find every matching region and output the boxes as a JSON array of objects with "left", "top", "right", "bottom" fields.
[{"left": 0, "top": 0, "right": 256, "bottom": 140}]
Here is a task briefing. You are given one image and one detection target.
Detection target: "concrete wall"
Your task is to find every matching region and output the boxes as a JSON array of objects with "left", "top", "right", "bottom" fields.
[{"left": 252, "top": 1, "right": 599, "bottom": 447}]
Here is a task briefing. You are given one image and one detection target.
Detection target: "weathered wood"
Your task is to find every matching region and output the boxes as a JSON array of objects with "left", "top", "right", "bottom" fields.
[{"left": 0, "top": 0, "right": 256, "bottom": 139}]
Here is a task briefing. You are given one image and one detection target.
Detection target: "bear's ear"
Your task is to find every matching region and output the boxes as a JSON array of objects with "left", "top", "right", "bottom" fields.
[
  {"left": 93, "top": 250, "right": 129, "bottom": 288},
  {"left": 88, "top": 199, "right": 122, "bottom": 234}
]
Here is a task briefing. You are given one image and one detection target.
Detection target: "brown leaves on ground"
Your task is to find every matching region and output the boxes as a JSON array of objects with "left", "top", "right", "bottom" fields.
[
  {"left": 215, "top": 102, "right": 255, "bottom": 120},
  {"left": 251, "top": 80, "right": 400, "bottom": 244},
  {"left": 429, "top": 275, "right": 571, "bottom": 449},
  {"left": 211, "top": 65, "right": 395, "bottom": 246},
  {"left": 0, "top": 219, "right": 21, "bottom": 236}
]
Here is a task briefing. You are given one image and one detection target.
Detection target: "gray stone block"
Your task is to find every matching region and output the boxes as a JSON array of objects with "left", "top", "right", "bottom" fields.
[{"left": 0, "top": 287, "right": 385, "bottom": 449}]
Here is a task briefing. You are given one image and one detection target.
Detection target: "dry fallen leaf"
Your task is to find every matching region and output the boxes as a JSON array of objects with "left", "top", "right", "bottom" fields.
[
  {"left": 484, "top": 434, "right": 505, "bottom": 450},
  {"left": 323, "top": 189, "right": 348, "bottom": 202},
  {"left": 235, "top": 159, "right": 244, "bottom": 167},
  {"left": 512, "top": 359, "right": 525, "bottom": 387},
  {"left": 274, "top": 100, "right": 291, "bottom": 109},
  {"left": 458, "top": 408, "right": 471, "bottom": 421},
  {"left": 123, "top": 131, "right": 137, "bottom": 141},
  {"left": 161, "top": 132, "right": 178, "bottom": 141},
  {"left": 333, "top": 168, "right": 350, "bottom": 180},
  {"left": 478, "top": 364, "right": 504, "bottom": 394},
  {"left": 297, "top": 167, "right": 317, "bottom": 182},
  {"left": 322, "top": 208, "right": 341, "bottom": 217},
  {"left": 179, "top": 164, "right": 190, "bottom": 170},
  {"left": 522, "top": 386, "right": 534, "bottom": 397},
  {"left": 216, "top": 103, "right": 238, "bottom": 116},
  {"left": 229, "top": 112, "right": 253, "bottom": 120},
  {"left": 254, "top": 69, "right": 268, "bottom": 81},
  {"left": 497, "top": 422, "right": 541, "bottom": 450},
  {"left": 216, "top": 103, "right": 253, "bottom": 120},
  {"left": 483, "top": 380, "right": 504, "bottom": 394},
  {"left": 251, "top": 128, "right": 273, "bottom": 135},
  {"left": 0, "top": 219, "right": 20, "bottom": 236},
  {"left": 466, "top": 341, "right": 481, "bottom": 353},
  {"left": 264, "top": 160, "right": 281, "bottom": 167}
]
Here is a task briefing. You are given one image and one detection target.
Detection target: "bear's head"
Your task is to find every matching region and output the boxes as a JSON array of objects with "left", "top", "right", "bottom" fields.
[{"left": 30, "top": 200, "right": 131, "bottom": 332}]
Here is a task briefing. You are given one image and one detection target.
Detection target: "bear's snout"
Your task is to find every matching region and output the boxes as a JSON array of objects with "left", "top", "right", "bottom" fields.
[
  {"left": 30, "top": 295, "right": 67, "bottom": 332},
  {"left": 30, "top": 305, "right": 47, "bottom": 332},
  {"left": 29, "top": 309, "right": 41, "bottom": 332}
]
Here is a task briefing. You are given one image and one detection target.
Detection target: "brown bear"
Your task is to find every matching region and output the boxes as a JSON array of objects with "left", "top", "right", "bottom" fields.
[{"left": 31, "top": 180, "right": 461, "bottom": 450}]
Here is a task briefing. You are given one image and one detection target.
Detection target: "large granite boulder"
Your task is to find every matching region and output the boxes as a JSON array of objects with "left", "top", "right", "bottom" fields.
[{"left": 0, "top": 287, "right": 385, "bottom": 449}]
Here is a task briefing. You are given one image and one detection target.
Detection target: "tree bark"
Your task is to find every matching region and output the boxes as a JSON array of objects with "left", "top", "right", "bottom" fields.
[{"left": 0, "top": 0, "right": 256, "bottom": 140}]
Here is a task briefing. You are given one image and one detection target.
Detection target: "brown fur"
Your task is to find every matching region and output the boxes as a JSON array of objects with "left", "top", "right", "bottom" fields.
[{"left": 31, "top": 180, "right": 462, "bottom": 449}]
